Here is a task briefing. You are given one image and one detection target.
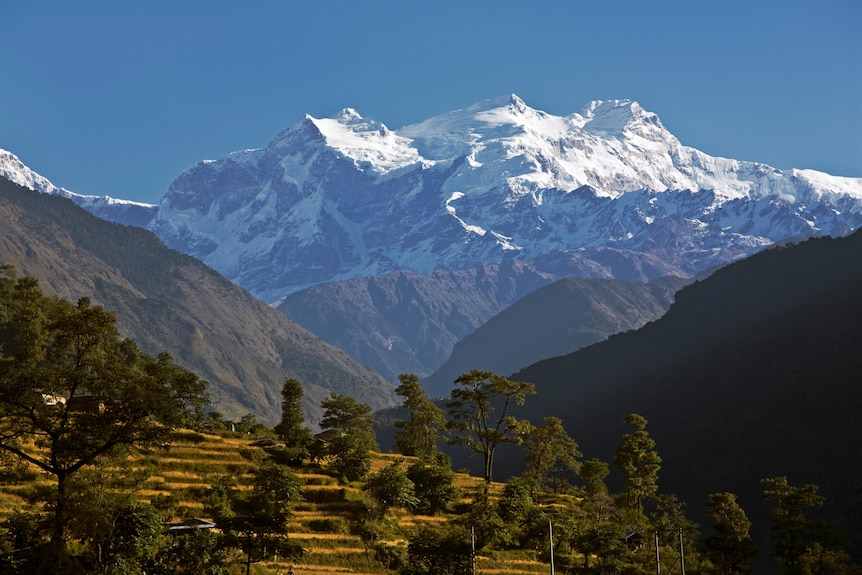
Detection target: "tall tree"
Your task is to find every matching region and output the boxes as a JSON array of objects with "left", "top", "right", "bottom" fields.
[
  {"left": 320, "top": 392, "right": 378, "bottom": 481},
  {"left": 702, "top": 492, "right": 756, "bottom": 575},
  {"left": 0, "top": 276, "right": 208, "bottom": 572},
  {"left": 394, "top": 373, "right": 446, "bottom": 461},
  {"left": 519, "top": 416, "right": 582, "bottom": 493},
  {"left": 760, "top": 476, "right": 852, "bottom": 575},
  {"left": 446, "top": 370, "right": 535, "bottom": 482},
  {"left": 612, "top": 413, "right": 661, "bottom": 514},
  {"left": 273, "top": 378, "right": 314, "bottom": 450}
]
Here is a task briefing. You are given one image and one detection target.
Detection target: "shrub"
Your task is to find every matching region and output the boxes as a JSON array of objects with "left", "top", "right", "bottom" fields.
[{"left": 307, "top": 517, "right": 349, "bottom": 533}]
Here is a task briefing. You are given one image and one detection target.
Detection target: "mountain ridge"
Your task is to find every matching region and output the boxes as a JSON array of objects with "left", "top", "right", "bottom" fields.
[
  {"left": 8, "top": 95, "right": 856, "bottom": 304},
  {"left": 0, "top": 177, "right": 397, "bottom": 425},
  {"left": 508, "top": 230, "right": 862, "bottom": 564}
]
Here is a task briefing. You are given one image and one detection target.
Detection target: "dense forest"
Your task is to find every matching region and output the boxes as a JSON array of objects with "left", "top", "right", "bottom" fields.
[{"left": 0, "top": 270, "right": 858, "bottom": 574}]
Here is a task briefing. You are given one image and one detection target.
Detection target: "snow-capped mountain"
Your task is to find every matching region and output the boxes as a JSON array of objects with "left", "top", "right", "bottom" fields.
[
  {"left": 146, "top": 95, "right": 862, "bottom": 303},
  {"left": 0, "top": 149, "right": 158, "bottom": 227}
]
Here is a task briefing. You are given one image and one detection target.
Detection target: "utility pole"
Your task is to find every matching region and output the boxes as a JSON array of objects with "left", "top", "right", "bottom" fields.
[
  {"left": 472, "top": 526, "right": 476, "bottom": 575},
  {"left": 654, "top": 530, "right": 661, "bottom": 575},
  {"left": 549, "top": 521, "right": 555, "bottom": 575},
  {"left": 678, "top": 528, "right": 686, "bottom": 575}
]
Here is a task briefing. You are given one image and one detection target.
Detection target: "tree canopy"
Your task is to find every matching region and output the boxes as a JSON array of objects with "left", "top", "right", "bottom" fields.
[
  {"left": 446, "top": 370, "right": 535, "bottom": 483},
  {"left": 0, "top": 269, "right": 209, "bottom": 571}
]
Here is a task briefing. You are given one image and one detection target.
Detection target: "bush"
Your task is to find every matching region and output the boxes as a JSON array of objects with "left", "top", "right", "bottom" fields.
[{"left": 307, "top": 517, "right": 349, "bottom": 533}]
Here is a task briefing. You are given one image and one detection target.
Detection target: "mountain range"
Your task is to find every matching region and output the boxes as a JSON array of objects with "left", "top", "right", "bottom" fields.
[
  {"left": 11, "top": 94, "right": 862, "bottom": 385},
  {"left": 3, "top": 96, "right": 862, "bottom": 385},
  {"left": 3, "top": 92, "right": 862, "bottom": 404}
]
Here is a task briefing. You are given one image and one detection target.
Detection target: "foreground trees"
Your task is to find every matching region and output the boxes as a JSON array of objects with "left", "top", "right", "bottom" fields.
[
  {"left": 320, "top": 392, "right": 378, "bottom": 481},
  {"left": 0, "top": 271, "right": 208, "bottom": 573},
  {"left": 394, "top": 374, "right": 446, "bottom": 461},
  {"left": 446, "top": 370, "right": 535, "bottom": 483},
  {"left": 703, "top": 492, "right": 756, "bottom": 575},
  {"left": 761, "top": 476, "right": 857, "bottom": 575},
  {"left": 613, "top": 413, "right": 661, "bottom": 515}
]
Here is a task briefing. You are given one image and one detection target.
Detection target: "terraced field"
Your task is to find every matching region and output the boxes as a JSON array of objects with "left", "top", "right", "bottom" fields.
[{"left": 0, "top": 431, "right": 556, "bottom": 575}]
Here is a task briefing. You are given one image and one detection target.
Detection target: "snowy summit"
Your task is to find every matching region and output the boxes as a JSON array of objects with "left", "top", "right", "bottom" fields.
[{"left": 4, "top": 96, "right": 862, "bottom": 303}]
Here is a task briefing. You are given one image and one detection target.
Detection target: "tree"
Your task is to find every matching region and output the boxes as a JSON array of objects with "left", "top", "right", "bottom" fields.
[
  {"left": 446, "top": 370, "right": 535, "bottom": 482},
  {"left": 702, "top": 492, "right": 756, "bottom": 575},
  {"left": 273, "top": 378, "right": 314, "bottom": 451},
  {"left": 407, "top": 458, "right": 460, "bottom": 515},
  {"left": 219, "top": 462, "right": 303, "bottom": 575},
  {"left": 760, "top": 476, "right": 854, "bottom": 575},
  {"left": 581, "top": 458, "right": 611, "bottom": 497},
  {"left": 394, "top": 374, "right": 446, "bottom": 461},
  {"left": 0, "top": 276, "right": 208, "bottom": 572},
  {"left": 613, "top": 413, "right": 661, "bottom": 514},
  {"left": 646, "top": 494, "right": 702, "bottom": 574},
  {"left": 519, "top": 416, "right": 582, "bottom": 493},
  {"left": 320, "top": 392, "right": 378, "bottom": 481},
  {"left": 364, "top": 461, "right": 418, "bottom": 515},
  {"left": 400, "top": 526, "right": 473, "bottom": 575}
]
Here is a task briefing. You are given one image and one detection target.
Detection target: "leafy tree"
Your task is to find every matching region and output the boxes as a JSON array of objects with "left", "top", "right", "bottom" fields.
[
  {"left": 364, "top": 461, "right": 418, "bottom": 515},
  {"left": 320, "top": 392, "right": 378, "bottom": 481},
  {"left": 581, "top": 457, "right": 611, "bottom": 497},
  {"left": 62, "top": 460, "right": 160, "bottom": 573},
  {"left": 273, "top": 378, "right": 314, "bottom": 451},
  {"left": 446, "top": 370, "right": 535, "bottom": 482},
  {"left": 407, "top": 458, "right": 460, "bottom": 515},
  {"left": 0, "top": 509, "right": 47, "bottom": 574},
  {"left": 234, "top": 413, "right": 268, "bottom": 435},
  {"left": 574, "top": 520, "right": 629, "bottom": 572},
  {"left": 461, "top": 483, "right": 509, "bottom": 548},
  {"left": 497, "top": 475, "right": 538, "bottom": 524},
  {"left": 702, "top": 492, "right": 756, "bottom": 575},
  {"left": 519, "top": 416, "right": 582, "bottom": 493},
  {"left": 760, "top": 476, "right": 854, "bottom": 575},
  {"left": 400, "top": 526, "right": 473, "bottom": 575},
  {"left": 148, "top": 529, "right": 228, "bottom": 575},
  {"left": 394, "top": 374, "right": 446, "bottom": 461},
  {"left": 0, "top": 276, "right": 208, "bottom": 572},
  {"left": 613, "top": 413, "right": 661, "bottom": 514},
  {"left": 219, "top": 462, "right": 303, "bottom": 575},
  {"left": 646, "top": 493, "right": 702, "bottom": 574}
]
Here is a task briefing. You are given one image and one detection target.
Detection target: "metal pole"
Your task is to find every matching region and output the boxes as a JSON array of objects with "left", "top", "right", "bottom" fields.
[
  {"left": 655, "top": 530, "right": 661, "bottom": 575},
  {"left": 472, "top": 526, "right": 476, "bottom": 575},
  {"left": 549, "top": 521, "right": 554, "bottom": 575},
  {"left": 678, "top": 528, "right": 686, "bottom": 575}
]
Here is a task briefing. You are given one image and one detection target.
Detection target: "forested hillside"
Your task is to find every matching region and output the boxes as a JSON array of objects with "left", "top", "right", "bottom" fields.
[{"left": 511, "top": 230, "right": 862, "bottom": 567}]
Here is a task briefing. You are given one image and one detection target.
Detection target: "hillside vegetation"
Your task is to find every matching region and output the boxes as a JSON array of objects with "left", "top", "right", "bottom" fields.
[{"left": 0, "top": 431, "right": 553, "bottom": 575}]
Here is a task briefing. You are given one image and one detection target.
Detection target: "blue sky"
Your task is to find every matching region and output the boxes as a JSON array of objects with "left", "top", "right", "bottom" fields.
[{"left": 3, "top": 1, "right": 860, "bottom": 204}]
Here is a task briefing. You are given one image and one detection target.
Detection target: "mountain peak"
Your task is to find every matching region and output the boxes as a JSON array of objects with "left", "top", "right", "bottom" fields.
[
  {"left": 337, "top": 107, "right": 363, "bottom": 122},
  {"left": 579, "top": 99, "right": 664, "bottom": 137},
  {"left": 507, "top": 93, "right": 527, "bottom": 113},
  {"left": 0, "top": 149, "right": 62, "bottom": 195}
]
